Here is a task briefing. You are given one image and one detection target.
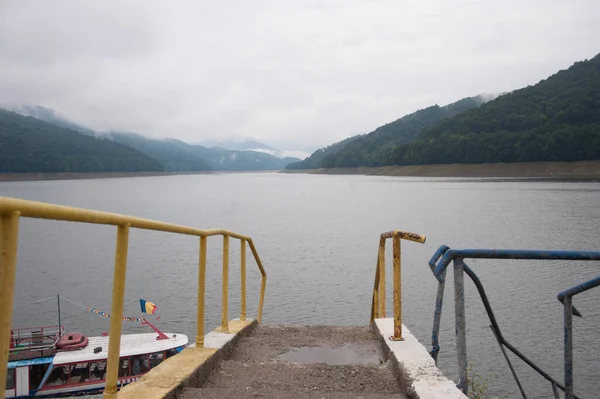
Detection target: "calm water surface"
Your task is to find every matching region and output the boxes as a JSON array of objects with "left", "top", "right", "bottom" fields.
[{"left": 2, "top": 173, "right": 599, "bottom": 398}]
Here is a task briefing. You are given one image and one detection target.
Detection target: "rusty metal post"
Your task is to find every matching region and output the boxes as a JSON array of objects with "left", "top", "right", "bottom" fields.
[
  {"left": 241, "top": 239, "right": 247, "bottom": 321},
  {"left": 428, "top": 245, "right": 448, "bottom": 363},
  {"left": 103, "top": 224, "right": 130, "bottom": 399},
  {"left": 221, "top": 234, "right": 229, "bottom": 332},
  {"left": 551, "top": 383, "right": 560, "bottom": 399},
  {"left": 390, "top": 235, "right": 403, "bottom": 340},
  {"left": 430, "top": 270, "right": 446, "bottom": 363},
  {"left": 378, "top": 236, "right": 386, "bottom": 317},
  {"left": 454, "top": 258, "right": 468, "bottom": 395},
  {"left": 564, "top": 296, "right": 574, "bottom": 399},
  {"left": 196, "top": 236, "right": 207, "bottom": 347},
  {"left": 0, "top": 212, "right": 20, "bottom": 396},
  {"left": 371, "top": 254, "right": 380, "bottom": 322}
]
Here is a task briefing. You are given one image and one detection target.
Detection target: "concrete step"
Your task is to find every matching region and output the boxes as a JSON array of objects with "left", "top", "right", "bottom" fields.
[
  {"left": 179, "top": 324, "right": 405, "bottom": 399},
  {"left": 179, "top": 387, "right": 404, "bottom": 398},
  {"left": 194, "top": 359, "right": 403, "bottom": 396}
]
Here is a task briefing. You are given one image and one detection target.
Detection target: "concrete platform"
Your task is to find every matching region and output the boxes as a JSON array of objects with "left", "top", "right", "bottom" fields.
[
  {"left": 119, "top": 320, "right": 465, "bottom": 399},
  {"left": 179, "top": 324, "right": 405, "bottom": 398}
]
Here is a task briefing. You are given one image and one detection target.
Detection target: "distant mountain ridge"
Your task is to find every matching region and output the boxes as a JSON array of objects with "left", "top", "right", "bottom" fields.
[
  {"left": 165, "top": 138, "right": 298, "bottom": 171},
  {"left": 104, "top": 132, "right": 213, "bottom": 172},
  {"left": 1, "top": 105, "right": 300, "bottom": 172},
  {"left": 198, "top": 138, "right": 275, "bottom": 152},
  {"left": 197, "top": 137, "right": 308, "bottom": 161}
]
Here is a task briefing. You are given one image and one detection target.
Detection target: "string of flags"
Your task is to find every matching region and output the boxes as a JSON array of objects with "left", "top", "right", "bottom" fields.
[
  {"left": 84, "top": 306, "right": 145, "bottom": 322},
  {"left": 84, "top": 299, "right": 159, "bottom": 323}
]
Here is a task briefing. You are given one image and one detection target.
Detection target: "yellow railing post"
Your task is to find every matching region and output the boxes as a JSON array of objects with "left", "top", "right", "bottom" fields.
[
  {"left": 221, "top": 234, "right": 229, "bottom": 332},
  {"left": 371, "top": 230, "right": 426, "bottom": 339},
  {"left": 196, "top": 236, "right": 207, "bottom": 347},
  {"left": 258, "top": 276, "right": 266, "bottom": 323},
  {"left": 248, "top": 239, "right": 266, "bottom": 323},
  {"left": 391, "top": 235, "right": 403, "bottom": 340},
  {"left": 240, "top": 239, "right": 247, "bottom": 321},
  {"left": 378, "top": 236, "right": 386, "bottom": 317},
  {"left": 0, "top": 212, "right": 20, "bottom": 396},
  {"left": 103, "top": 224, "right": 130, "bottom": 399},
  {"left": 0, "top": 196, "right": 269, "bottom": 396}
]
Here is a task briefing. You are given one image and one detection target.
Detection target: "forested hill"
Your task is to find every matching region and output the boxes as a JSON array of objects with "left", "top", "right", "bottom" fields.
[
  {"left": 383, "top": 54, "right": 600, "bottom": 165},
  {"left": 1, "top": 105, "right": 298, "bottom": 172},
  {"left": 0, "top": 109, "right": 164, "bottom": 173},
  {"left": 285, "top": 135, "right": 363, "bottom": 169},
  {"left": 288, "top": 53, "right": 600, "bottom": 169},
  {"left": 286, "top": 96, "right": 486, "bottom": 169}
]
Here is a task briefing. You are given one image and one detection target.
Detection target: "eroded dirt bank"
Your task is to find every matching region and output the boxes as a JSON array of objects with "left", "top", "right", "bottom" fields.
[{"left": 283, "top": 160, "right": 600, "bottom": 179}]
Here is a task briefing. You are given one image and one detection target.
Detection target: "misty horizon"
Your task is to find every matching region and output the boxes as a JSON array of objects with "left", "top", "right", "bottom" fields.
[{"left": 1, "top": 1, "right": 598, "bottom": 151}]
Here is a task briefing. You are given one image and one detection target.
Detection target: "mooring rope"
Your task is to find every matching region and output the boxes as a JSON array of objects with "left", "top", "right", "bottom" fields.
[
  {"left": 13, "top": 296, "right": 153, "bottom": 323},
  {"left": 12, "top": 296, "right": 57, "bottom": 309},
  {"left": 58, "top": 296, "right": 88, "bottom": 309},
  {"left": 14, "top": 296, "right": 146, "bottom": 310}
]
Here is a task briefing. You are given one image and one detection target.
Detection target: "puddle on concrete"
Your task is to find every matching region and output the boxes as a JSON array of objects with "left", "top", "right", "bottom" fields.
[{"left": 276, "top": 344, "right": 383, "bottom": 365}]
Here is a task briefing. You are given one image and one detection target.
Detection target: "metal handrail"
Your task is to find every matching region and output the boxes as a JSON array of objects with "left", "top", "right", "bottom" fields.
[
  {"left": 0, "top": 197, "right": 267, "bottom": 399},
  {"left": 427, "top": 246, "right": 600, "bottom": 398},
  {"left": 370, "top": 230, "right": 426, "bottom": 340},
  {"left": 9, "top": 325, "right": 64, "bottom": 352}
]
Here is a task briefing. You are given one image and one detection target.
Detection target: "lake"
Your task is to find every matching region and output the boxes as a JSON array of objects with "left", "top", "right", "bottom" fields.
[{"left": 2, "top": 172, "right": 600, "bottom": 398}]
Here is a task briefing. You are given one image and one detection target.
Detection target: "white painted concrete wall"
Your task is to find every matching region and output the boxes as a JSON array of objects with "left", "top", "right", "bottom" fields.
[
  {"left": 374, "top": 318, "right": 468, "bottom": 399},
  {"left": 188, "top": 318, "right": 254, "bottom": 350}
]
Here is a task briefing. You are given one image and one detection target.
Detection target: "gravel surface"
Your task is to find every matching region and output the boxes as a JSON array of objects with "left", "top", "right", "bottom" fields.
[{"left": 179, "top": 324, "right": 405, "bottom": 398}]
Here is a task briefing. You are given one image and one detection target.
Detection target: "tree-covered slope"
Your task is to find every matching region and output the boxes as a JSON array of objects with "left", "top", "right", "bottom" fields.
[
  {"left": 285, "top": 135, "right": 364, "bottom": 169},
  {"left": 3, "top": 104, "right": 299, "bottom": 172},
  {"left": 0, "top": 103, "right": 98, "bottom": 137},
  {"left": 287, "top": 96, "right": 485, "bottom": 169},
  {"left": 384, "top": 54, "right": 600, "bottom": 165},
  {"left": 0, "top": 109, "right": 164, "bottom": 173}
]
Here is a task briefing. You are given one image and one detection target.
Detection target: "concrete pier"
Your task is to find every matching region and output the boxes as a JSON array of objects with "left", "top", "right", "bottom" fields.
[
  {"left": 118, "top": 318, "right": 465, "bottom": 399},
  {"left": 180, "top": 324, "right": 404, "bottom": 398}
]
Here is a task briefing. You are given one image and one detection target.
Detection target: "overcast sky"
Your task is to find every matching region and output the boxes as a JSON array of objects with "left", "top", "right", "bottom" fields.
[{"left": 0, "top": 0, "right": 598, "bottom": 152}]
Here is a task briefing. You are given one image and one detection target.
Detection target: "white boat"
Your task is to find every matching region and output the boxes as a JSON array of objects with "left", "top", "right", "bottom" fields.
[{"left": 6, "top": 299, "right": 188, "bottom": 398}]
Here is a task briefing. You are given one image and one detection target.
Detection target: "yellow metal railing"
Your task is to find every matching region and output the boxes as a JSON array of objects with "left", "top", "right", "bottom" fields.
[
  {"left": 370, "top": 230, "right": 426, "bottom": 341},
  {"left": 0, "top": 197, "right": 267, "bottom": 399}
]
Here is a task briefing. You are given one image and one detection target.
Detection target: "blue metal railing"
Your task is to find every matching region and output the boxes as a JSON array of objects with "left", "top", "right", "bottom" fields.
[{"left": 427, "top": 246, "right": 600, "bottom": 399}]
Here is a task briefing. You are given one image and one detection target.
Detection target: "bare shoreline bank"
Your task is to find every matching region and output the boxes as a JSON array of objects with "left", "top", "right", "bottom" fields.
[
  {"left": 0, "top": 170, "right": 278, "bottom": 182},
  {"left": 3, "top": 161, "right": 600, "bottom": 182},
  {"left": 280, "top": 160, "right": 600, "bottom": 179}
]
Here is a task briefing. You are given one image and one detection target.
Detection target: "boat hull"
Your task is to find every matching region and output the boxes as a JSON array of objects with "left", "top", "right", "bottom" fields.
[
  {"left": 33, "top": 376, "right": 142, "bottom": 397},
  {"left": 6, "top": 332, "right": 188, "bottom": 398}
]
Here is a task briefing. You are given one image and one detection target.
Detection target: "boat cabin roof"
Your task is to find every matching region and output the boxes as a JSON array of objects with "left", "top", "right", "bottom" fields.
[
  {"left": 52, "top": 332, "right": 188, "bottom": 364},
  {"left": 8, "top": 356, "right": 54, "bottom": 369},
  {"left": 9, "top": 348, "right": 56, "bottom": 363}
]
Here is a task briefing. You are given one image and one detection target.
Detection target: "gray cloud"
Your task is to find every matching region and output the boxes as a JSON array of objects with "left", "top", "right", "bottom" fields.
[{"left": 1, "top": 0, "right": 598, "bottom": 151}]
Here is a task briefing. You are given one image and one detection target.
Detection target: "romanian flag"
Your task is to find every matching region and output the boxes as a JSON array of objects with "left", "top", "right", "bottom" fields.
[{"left": 140, "top": 299, "right": 157, "bottom": 314}]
